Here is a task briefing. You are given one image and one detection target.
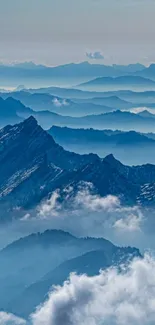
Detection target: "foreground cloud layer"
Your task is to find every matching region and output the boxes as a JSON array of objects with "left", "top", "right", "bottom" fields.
[
  {"left": 0, "top": 312, "right": 26, "bottom": 325},
  {"left": 31, "top": 255, "right": 155, "bottom": 325},
  {"left": 2, "top": 255, "right": 155, "bottom": 325}
]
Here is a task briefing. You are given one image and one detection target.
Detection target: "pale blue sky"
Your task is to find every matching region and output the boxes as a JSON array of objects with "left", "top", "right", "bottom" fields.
[{"left": 0, "top": 0, "right": 155, "bottom": 66}]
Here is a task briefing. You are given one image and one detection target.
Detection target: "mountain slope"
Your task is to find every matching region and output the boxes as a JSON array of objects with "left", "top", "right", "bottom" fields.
[
  {"left": 0, "top": 96, "right": 33, "bottom": 127},
  {"left": 1, "top": 117, "right": 155, "bottom": 216},
  {"left": 0, "top": 229, "right": 141, "bottom": 317},
  {"left": 11, "top": 247, "right": 141, "bottom": 317},
  {"left": 0, "top": 116, "right": 99, "bottom": 216}
]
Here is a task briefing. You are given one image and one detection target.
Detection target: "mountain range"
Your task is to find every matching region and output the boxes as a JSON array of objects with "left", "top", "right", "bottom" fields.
[
  {"left": 0, "top": 229, "right": 141, "bottom": 318},
  {"left": 33, "top": 109, "right": 155, "bottom": 132},
  {"left": 49, "top": 126, "right": 155, "bottom": 165},
  {"left": 73, "top": 95, "right": 133, "bottom": 110},
  {"left": 0, "top": 61, "right": 146, "bottom": 88},
  {"left": 2, "top": 96, "right": 155, "bottom": 132},
  {"left": 25, "top": 86, "right": 155, "bottom": 102},
  {"left": 49, "top": 125, "right": 155, "bottom": 146},
  {"left": 2, "top": 59, "right": 155, "bottom": 325},
  {"left": 1, "top": 117, "right": 155, "bottom": 220},
  {"left": 135, "top": 63, "right": 155, "bottom": 81},
  {"left": 78, "top": 76, "right": 155, "bottom": 91},
  {"left": 0, "top": 91, "right": 116, "bottom": 117}
]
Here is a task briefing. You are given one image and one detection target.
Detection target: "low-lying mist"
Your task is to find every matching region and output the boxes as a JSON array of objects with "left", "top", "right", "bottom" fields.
[{"left": 1, "top": 182, "right": 155, "bottom": 253}]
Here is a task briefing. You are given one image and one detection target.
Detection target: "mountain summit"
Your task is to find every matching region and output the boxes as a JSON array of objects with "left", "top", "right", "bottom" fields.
[{"left": 0, "top": 117, "right": 155, "bottom": 220}]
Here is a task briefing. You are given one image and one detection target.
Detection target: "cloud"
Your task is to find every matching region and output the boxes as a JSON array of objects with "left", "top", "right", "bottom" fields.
[
  {"left": 69, "top": 182, "right": 120, "bottom": 212},
  {"left": 113, "top": 212, "right": 143, "bottom": 232},
  {"left": 130, "top": 107, "right": 155, "bottom": 115},
  {"left": 31, "top": 255, "right": 155, "bottom": 325},
  {"left": 0, "top": 312, "right": 26, "bottom": 325},
  {"left": 37, "top": 182, "right": 120, "bottom": 217},
  {"left": 86, "top": 51, "right": 104, "bottom": 60},
  {"left": 53, "top": 98, "right": 69, "bottom": 107},
  {"left": 38, "top": 190, "right": 61, "bottom": 218},
  {"left": 35, "top": 182, "right": 144, "bottom": 249}
]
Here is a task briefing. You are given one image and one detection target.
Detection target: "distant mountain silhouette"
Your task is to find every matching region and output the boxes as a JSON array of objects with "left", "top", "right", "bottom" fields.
[
  {"left": 73, "top": 95, "right": 133, "bottom": 110},
  {"left": 49, "top": 125, "right": 155, "bottom": 146},
  {"left": 78, "top": 76, "right": 155, "bottom": 90},
  {"left": 112, "top": 63, "right": 145, "bottom": 73},
  {"left": 1, "top": 92, "right": 115, "bottom": 117},
  {"left": 49, "top": 126, "right": 155, "bottom": 165},
  {"left": 137, "top": 110, "right": 155, "bottom": 119},
  {"left": 33, "top": 109, "right": 155, "bottom": 132},
  {"left": 135, "top": 64, "right": 155, "bottom": 81},
  {"left": 0, "top": 95, "right": 155, "bottom": 132},
  {"left": 0, "top": 61, "right": 148, "bottom": 88},
  {"left": 23, "top": 87, "right": 155, "bottom": 104}
]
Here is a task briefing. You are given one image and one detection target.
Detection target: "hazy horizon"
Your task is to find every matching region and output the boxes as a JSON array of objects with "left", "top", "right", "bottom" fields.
[{"left": 1, "top": 0, "right": 155, "bottom": 66}]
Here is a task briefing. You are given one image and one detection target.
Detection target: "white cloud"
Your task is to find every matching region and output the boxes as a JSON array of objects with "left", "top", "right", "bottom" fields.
[
  {"left": 34, "top": 182, "right": 144, "bottom": 249},
  {"left": 38, "top": 190, "right": 61, "bottom": 218},
  {"left": 114, "top": 212, "right": 143, "bottom": 232},
  {"left": 37, "top": 183, "right": 143, "bottom": 232},
  {"left": 53, "top": 98, "right": 69, "bottom": 108},
  {"left": 0, "top": 312, "right": 26, "bottom": 325},
  {"left": 130, "top": 107, "right": 155, "bottom": 115},
  {"left": 86, "top": 51, "right": 104, "bottom": 60},
  {"left": 74, "top": 182, "right": 120, "bottom": 211},
  {"left": 37, "top": 182, "right": 120, "bottom": 218},
  {"left": 31, "top": 255, "right": 155, "bottom": 325},
  {"left": 21, "top": 213, "right": 31, "bottom": 221}
]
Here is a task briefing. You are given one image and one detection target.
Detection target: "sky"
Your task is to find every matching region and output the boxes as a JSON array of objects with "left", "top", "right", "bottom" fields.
[{"left": 0, "top": 0, "right": 155, "bottom": 66}]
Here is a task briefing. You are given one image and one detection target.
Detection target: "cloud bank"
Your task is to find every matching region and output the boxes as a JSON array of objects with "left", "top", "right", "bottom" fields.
[{"left": 31, "top": 255, "right": 155, "bottom": 325}]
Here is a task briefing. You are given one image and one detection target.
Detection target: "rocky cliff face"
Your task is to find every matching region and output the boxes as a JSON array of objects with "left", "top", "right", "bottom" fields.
[{"left": 0, "top": 117, "right": 155, "bottom": 220}]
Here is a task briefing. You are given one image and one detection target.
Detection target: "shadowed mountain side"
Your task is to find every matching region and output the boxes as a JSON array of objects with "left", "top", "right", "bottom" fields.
[
  {"left": 0, "top": 229, "right": 141, "bottom": 318},
  {"left": 49, "top": 126, "right": 155, "bottom": 146},
  {"left": 1, "top": 117, "right": 155, "bottom": 216},
  {"left": 48, "top": 126, "right": 155, "bottom": 165},
  {"left": 0, "top": 116, "right": 100, "bottom": 217}
]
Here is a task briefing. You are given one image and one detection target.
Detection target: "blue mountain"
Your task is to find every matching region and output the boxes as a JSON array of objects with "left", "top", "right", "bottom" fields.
[
  {"left": 78, "top": 76, "right": 155, "bottom": 89},
  {"left": 1, "top": 117, "right": 155, "bottom": 216},
  {"left": 0, "top": 229, "right": 141, "bottom": 318}
]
